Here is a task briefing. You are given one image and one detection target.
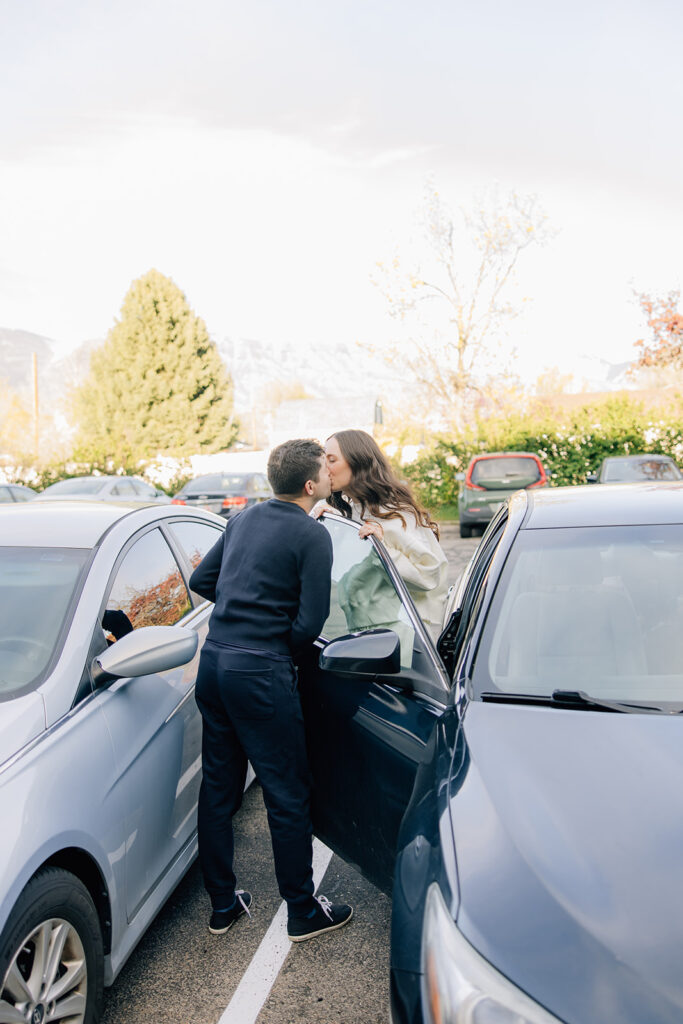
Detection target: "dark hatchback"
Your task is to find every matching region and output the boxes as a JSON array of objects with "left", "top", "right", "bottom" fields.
[
  {"left": 303, "top": 484, "right": 683, "bottom": 1024},
  {"left": 172, "top": 471, "right": 271, "bottom": 518}
]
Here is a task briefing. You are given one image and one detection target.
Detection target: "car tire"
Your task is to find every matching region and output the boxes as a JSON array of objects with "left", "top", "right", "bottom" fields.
[
  {"left": 459, "top": 523, "right": 473, "bottom": 538},
  {"left": 0, "top": 866, "right": 104, "bottom": 1024}
]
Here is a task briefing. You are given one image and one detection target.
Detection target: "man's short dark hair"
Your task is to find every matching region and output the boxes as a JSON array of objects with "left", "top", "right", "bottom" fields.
[{"left": 267, "top": 439, "right": 325, "bottom": 496}]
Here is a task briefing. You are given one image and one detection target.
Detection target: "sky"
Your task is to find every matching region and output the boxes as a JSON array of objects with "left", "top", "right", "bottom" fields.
[{"left": 1, "top": 0, "right": 682, "bottom": 389}]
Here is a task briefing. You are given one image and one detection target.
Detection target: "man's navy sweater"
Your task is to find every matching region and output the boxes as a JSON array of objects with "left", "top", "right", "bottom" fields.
[{"left": 189, "top": 498, "right": 333, "bottom": 657}]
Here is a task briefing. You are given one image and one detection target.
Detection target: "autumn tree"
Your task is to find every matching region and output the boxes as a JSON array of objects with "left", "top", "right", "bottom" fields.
[
  {"left": 374, "top": 184, "right": 551, "bottom": 428},
  {"left": 632, "top": 289, "right": 683, "bottom": 371},
  {"left": 72, "top": 270, "right": 238, "bottom": 468}
]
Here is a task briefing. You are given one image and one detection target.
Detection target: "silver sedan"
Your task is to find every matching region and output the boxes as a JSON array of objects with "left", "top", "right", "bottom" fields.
[
  {"left": 33, "top": 475, "right": 171, "bottom": 503},
  {"left": 0, "top": 501, "right": 242, "bottom": 1024}
]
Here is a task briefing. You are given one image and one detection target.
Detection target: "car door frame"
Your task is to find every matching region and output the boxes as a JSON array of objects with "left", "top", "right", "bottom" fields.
[{"left": 299, "top": 514, "right": 451, "bottom": 893}]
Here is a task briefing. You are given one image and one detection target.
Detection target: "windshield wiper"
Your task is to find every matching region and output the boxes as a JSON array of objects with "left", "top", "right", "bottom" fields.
[
  {"left": 480, "top": 689, "right": 676, "bottom": 714},
  {"left": 551, "top": 690, "right": 669, "bottom": 714}
]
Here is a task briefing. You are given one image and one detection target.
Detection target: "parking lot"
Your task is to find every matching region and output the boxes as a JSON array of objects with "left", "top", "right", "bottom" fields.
[{"left": 100, "top": 526, "right": 476, "bottom": 1024}]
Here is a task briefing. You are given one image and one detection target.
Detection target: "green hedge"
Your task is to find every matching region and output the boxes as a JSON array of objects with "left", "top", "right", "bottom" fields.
[{"left": 403, "top": 396, "right": 683, "bottom": 510}]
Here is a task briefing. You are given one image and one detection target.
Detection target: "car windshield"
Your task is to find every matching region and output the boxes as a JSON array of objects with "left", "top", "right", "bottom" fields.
[
  {"left": 474, "top": 525, "right": 683, "bottom": 706},
  {"left": 184, "top": 474, "right": 249, "bottom": 493},
  {"left": 0, "top": 547, "right": 90, "bottom": 698},
  {"left": 471, "top": 457, "right": 540, "bottom": 490},
  {"left": 43, "top": 478, "right": 107, "bottom": 495},
  {"left": 602, "top": 458, "right": 681, "bottom": 482}
]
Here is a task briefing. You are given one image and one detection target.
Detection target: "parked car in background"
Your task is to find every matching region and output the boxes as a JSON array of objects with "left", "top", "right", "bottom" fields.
[
  {"left": 457, "top": 451, "right": 548, "bottom": 537},
  {"left": 0, "top": 483, "right": 36, "bottom": 503},
  {"left": 306, "top": 485, "right": 683, "bottom": 1024},
  {"left": 587, "top": 453, "right": 682, "bottom": 484},
  {"left": 172, "top": 471, "right": 272, "bottom": 519},
  {"left": 34, "top": 475, "right": 171, "bottom": 503},
  {"left": 0, "top": 500, "right": 259, "bottom": 1023}
]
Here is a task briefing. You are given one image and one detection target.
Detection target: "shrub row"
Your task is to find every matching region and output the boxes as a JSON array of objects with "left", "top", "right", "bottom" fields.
[{"left": 402, "top": 395, "right": 683, "bottom": 510}]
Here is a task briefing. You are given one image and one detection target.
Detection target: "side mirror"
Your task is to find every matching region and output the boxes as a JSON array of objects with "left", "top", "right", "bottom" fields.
[
  {"left": 92, "top": 625, "right": 198, "bottom": 685},
  {"left": 455, "top": 472, "right": 465, "bottom": 481},
  {"left": 319, "top": 629, "right": 401, "bottom": 676},
  {"left": 586, "top": 473, "right": 598, "bottom": 484}
]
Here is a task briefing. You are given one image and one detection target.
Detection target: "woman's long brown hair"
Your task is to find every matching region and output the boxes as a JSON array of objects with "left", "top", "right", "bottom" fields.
[{"left": 327, "top": 429, "right": 440, "bottom": 539}]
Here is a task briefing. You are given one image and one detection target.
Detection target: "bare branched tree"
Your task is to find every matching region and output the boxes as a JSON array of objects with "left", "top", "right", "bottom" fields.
[{"left": 374, "top": 184, "right": 552, "bottom": 428}]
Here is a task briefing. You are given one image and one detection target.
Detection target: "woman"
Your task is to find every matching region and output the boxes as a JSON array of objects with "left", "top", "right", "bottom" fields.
[{"left": 319, "top": 429, "right": 449, "bottom": 640}]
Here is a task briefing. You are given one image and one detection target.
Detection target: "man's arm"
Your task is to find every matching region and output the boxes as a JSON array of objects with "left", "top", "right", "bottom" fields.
[
  {"left": 189, "top": 530, "right": 226, "bottom": 603},
  {"left": 290, "top": 527, "right": 333, "bottom": 654}
]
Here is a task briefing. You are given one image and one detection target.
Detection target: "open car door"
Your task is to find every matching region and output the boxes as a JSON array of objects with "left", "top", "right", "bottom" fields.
[{"left": 298, "top": 514, "right": 450, "bottom": 894}]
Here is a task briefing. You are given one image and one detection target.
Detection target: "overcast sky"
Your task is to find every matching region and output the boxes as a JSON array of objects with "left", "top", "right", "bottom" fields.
[{"left": 2, "top": 0, "right": 682, "bottom": 385}]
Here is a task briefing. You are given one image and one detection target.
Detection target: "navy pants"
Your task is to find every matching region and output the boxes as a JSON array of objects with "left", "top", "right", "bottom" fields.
[{"left": 195, "top": 640, "right": 316, "bottom": 916}]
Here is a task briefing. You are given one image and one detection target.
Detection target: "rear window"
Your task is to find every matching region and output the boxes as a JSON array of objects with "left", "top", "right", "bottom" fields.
[
  {"left": 471, "top": 457, "right": 541, "bottom": 490},
  {"left": 602, "top": 458, "right": 681, "bottom": 483},
  {"left": 43, "top": 478, "right": 106, "bottom": 495},
  {"left": 184, "top": 475, "right": 249, "bottom": 493},
  {"left": 0, "top": 547, "right": 90, "bottom": 697}
]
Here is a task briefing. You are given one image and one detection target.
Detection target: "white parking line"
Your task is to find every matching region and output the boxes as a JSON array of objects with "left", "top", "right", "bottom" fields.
[{"left": 217, "top": 839, "right": 334, "bottom": 1024}]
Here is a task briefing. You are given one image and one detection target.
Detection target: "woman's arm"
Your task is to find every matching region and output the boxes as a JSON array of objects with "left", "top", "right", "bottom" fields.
[{"left": 366, "top": 516, "right": 446, "bottom": 592}]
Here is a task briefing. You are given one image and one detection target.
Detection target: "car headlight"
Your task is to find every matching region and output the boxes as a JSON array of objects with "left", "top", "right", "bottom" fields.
[{"left": 421, "top": 884, "right": 563, "bottom": 1024}]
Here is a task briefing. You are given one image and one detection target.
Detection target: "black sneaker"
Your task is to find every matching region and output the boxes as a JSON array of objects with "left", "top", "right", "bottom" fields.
[
  {"left": 287, "top": 894, "right": 353, "bottom": 942},
  {"left": 208, "top": 890, "right": 253, "bottom": 934}
]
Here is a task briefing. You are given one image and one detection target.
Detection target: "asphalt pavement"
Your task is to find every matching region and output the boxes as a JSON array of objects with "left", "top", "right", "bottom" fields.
[{"left": 100, "top": 527, "right": 478, "bottom": 1024}]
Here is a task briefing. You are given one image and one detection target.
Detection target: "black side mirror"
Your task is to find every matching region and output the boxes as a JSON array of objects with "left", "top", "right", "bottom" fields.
[
  {"left": 319, "top": 629, "right": 401, "bottom": 676},
  {"left": 586, "top": 473, "right": 598, "bottom": 484}
]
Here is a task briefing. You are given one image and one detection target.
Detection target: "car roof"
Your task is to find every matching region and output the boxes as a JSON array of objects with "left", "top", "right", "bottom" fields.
[
  {"left": 0, "top": 501, "right": 221, "bottom": 547},
  {"left": 189, "top": 471, "right": 251, "bottom": 480},
  {"left": 470, "top": 451, "right": 538, "bottom": 460},
  {"left": 45, "top": 474, "right": 111, "bottom": 482},
  {"left": 602, "top": 453, "right": 674, "bottom": 463},
  {"left": 520, "top": 482, "right": 683, "bottom": 529}
]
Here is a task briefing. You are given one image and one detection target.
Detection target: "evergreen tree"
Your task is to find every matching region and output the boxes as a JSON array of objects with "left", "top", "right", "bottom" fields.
[{"left": 73, "top": 270, "right": 238, "bottom": 467}]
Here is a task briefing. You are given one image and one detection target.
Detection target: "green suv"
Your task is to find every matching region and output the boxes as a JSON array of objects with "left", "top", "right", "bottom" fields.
[{"left": 458, "top": 451, "right": 548, "bottom": 537}]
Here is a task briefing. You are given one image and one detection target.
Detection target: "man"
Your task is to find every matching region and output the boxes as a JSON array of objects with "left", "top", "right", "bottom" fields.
[{"left": 190, "top": 438, "right": 353, "bottom": 941}]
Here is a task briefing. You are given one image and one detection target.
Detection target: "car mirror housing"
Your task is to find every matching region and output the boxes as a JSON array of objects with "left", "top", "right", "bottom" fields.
[
  {"left": 319, "top": 629, "right": 401, "bottom": 676},
  {"left": 586, "top": 472, "right": 598, "bottom": 484},
  {"left": 92, "top": 625, "right": 198, "bottom": 685}
]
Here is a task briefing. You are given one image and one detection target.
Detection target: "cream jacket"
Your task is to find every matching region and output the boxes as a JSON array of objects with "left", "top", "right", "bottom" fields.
[{"left": 348, "top": 500, "right": 449, "bottom": 640}]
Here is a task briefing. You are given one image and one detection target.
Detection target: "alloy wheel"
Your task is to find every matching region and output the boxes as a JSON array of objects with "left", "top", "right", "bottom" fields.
[{"left": 0, "top": 917, "right": 87, "bottom": 1023}]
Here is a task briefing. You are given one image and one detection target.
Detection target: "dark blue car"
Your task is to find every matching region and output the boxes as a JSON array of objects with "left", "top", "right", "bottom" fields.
[{"left": 303, "top": 483, "right": 683, "bottom": 1024}]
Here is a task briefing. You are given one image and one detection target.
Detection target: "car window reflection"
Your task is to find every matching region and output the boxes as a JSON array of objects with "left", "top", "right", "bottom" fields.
[
  {"left": 103, "top": 529, "right": 191, "bottom": 637},
  {"left": 321, "top": 519, "right": 415, "bottom": 668}
]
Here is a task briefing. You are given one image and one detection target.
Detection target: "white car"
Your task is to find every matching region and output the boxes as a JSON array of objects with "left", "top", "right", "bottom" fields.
[{"left": 34, "top": 475, "right": 170, "bottom": 503}]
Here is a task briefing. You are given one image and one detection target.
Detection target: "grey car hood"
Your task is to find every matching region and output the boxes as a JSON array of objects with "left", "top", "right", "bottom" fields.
[
  {"left": 0, "top": 692, "right": 46, "bottom": 768},
  {"left": 450, "top": 701, "right": 683, "bottom": 1024}
]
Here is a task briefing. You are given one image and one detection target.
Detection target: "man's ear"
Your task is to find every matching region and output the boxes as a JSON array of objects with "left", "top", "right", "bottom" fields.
[{"left": 304, "top": 479, "right": 315, "bottom": 496}]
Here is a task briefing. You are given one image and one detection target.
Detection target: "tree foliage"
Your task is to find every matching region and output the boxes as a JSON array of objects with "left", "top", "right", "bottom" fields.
[
  {"left": 633, "top": 289, "right": 683, "bottom": 370},
  {"left": 72, "top": 269, "right": 238, "bottom": 468},
  {"left": 374, "top": 184, "right": 551, "bottom": 428},
  {"left": 0, "top": 379, "right": 32, "bottom": 457}
]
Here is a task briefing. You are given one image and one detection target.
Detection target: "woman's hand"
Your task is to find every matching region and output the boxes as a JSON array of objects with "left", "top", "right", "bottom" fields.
[
  {"left": 310, "top": 502, "right": 336, "bottom": 519},
  {"left": 359, "top": 520, "right": 384, "bottom": 541}
]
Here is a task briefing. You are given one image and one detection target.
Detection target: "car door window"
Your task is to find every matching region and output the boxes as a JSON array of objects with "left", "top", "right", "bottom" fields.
[
  {"left": 110, "top": 478, "right": 136, "bottom": 497},
  {"left": 321, "top": 518, "right": 419, "bottom": 668},
  {"left": 167, "top": 521, "right": 223, "bottom": 573},
  {"left": 132, "top": 479, "right": 157, "bottom": 497},
  {"left": 103, "top": 528, "right": 191, "bottom": 640}
]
